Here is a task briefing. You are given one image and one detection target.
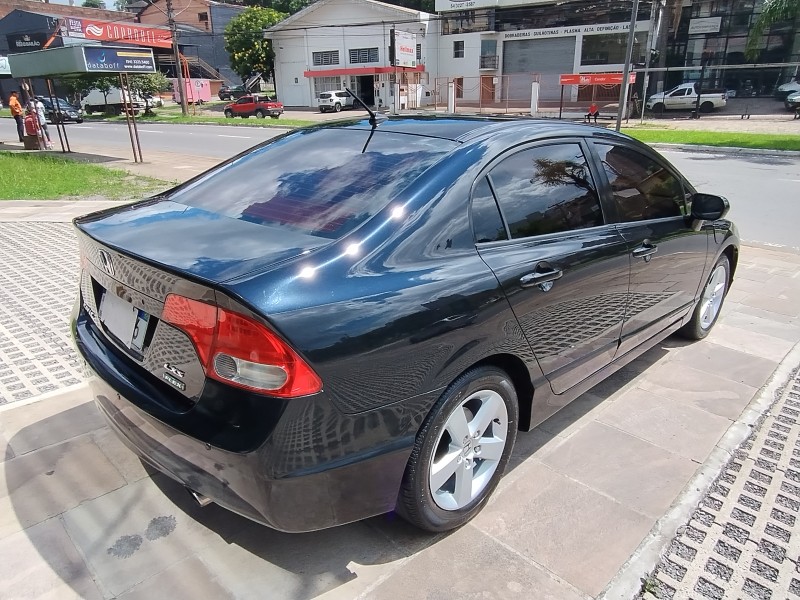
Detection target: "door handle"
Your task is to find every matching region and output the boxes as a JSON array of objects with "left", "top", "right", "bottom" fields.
[
  {"left": 632, "top": 244, "right": 658, "bottom": 259},
  {"left": 520, "top": 268, "right": 563, "bottom": 288}
]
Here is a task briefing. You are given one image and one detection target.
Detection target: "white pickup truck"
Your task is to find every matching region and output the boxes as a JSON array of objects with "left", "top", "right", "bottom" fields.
[{"left": 646, "top": 82, "right": 727, "bottom": 113}]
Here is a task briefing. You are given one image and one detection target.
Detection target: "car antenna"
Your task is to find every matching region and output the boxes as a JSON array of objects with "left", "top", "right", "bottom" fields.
[{"left": 345, "top": 88, "right": 385, "bottom": 128}]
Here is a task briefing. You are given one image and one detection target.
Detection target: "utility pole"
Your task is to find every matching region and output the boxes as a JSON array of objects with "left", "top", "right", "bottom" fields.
[
  {"left": 166, "top": 0, "right": 188, "bottom": 116},
  {"left": 616, "top": 0, "right": 640, "bottom": 132}
]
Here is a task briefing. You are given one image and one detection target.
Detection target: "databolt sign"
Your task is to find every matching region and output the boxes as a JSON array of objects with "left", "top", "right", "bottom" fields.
[{"left": 60, "top": 17, "right": 172, "bottom": 49}]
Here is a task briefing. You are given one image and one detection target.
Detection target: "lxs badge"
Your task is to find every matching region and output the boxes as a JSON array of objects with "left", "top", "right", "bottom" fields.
[{"left": 163, "top": 363, "right": 186, "bottom": 391}]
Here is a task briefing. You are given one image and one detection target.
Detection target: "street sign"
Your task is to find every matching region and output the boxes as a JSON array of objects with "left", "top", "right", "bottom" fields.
[
  {"left": 393, "top": 30, "right": 416, "bottom": 68},
  {"left": 83, "top": 46, "right": 156, "bottom": 73},
  {"left": 559, "top": 73, "right": 637, "bottom": 86}
]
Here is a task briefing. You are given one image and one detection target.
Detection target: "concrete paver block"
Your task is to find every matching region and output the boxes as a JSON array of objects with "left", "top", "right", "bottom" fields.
[
  {"left": 598, "top": 387, "right": 733, "bottom": 463},
  {"left": 0, "top": 386, "right": 103, "bottom": 456},
  {"left": 61, "top": 474, "right": 249, "bottom": 598},
  {"left": 473, "top": 460, "right": 654, "bottom": 597},
  {"left": 706, "top": 323, "right": 795, "bottom": 363},
  {"left": 541, "top": 421, "right": 698, "bottom": 519},
  {"left": 116, "top": 556, "right": 234, "bottom": 600},
  {"left": 669, "top": 342, "right": 778, "bottom": 388},
  {"left": 719, "top": 310, "right": 800, "bottom": 343},
  {"left": 0, "top": 436, "right": 126, "bottom": 541},
  {"left": 90, "top": 427, "right": 152, "bottom": 485},
  {"left": 0, "top": 517, "right": 102, "bottom": 600},
  {"left": 638, "top": 363, "right": 756, "bottom": 420},
  {"left": 366, "top": 522, "right": 589, "bottom": 600}
]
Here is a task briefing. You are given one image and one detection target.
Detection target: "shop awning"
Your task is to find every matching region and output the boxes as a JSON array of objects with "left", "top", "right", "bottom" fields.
[{"left": 304, "top": 65, "right": 425, "bottom": 78}]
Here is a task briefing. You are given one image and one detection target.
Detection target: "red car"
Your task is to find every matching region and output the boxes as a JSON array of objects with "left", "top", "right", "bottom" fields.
[{"left": 223, "top": 94, "right": 284, "bottom": 119}]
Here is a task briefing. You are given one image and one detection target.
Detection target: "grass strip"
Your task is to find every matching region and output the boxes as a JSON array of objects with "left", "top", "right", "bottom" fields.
[
  {"left": 622, "top": 128, "right": 800, "bottom": 152},
  {"left": 0, "top": 151, "right": 166, "bottom": 200}
]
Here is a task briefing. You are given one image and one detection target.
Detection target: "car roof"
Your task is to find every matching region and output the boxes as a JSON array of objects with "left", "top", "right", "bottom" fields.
[{"left": 339, "top": 114, "right": 634, "bottom": 144}]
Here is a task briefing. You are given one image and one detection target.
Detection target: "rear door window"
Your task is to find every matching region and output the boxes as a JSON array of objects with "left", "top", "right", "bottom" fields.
[
  {"left": 471, "top": 177, "right": 508, "bottom": 243},
  {"left": 167, "top": 128, "right": 456, "bottom": 240},
  {"left": 488, "top": 143, "right": 604, "bottom": 239}
]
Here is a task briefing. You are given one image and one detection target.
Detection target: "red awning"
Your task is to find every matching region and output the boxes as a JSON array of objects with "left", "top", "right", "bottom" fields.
[{"left": 304, "top": 65, "right": 425, "bottom": 78}]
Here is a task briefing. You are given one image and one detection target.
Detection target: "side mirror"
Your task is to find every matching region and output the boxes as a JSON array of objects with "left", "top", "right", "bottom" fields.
[{"left": 691, "top": 193, "right": 729, "bottom": 221}]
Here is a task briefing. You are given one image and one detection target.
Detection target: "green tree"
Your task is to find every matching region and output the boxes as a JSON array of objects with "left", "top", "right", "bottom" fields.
[
  {"left": 224, "top": 6, "right": 286, "bottom": 83},
  {"left": 746, "top": 0, "right": 800, "bottom": 60},
  {"left": 81, "top": 0, "right": 106, "bottom": 8},
  {"left": 128, "top": 72, "right": 171, "bottom": 114}
]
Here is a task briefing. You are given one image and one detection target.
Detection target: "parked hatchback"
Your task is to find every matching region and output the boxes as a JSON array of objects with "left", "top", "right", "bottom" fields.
[
  {"left": 72, "top": 117, "right": 738, "bottom": 533},
  {"left": 317, "top": 90, "right": 355, "bottom": 112}
]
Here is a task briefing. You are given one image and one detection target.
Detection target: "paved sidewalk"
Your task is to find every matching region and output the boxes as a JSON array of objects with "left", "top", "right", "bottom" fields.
[{"left": 0, "top": 189, "right": 799, "bottom": 599}]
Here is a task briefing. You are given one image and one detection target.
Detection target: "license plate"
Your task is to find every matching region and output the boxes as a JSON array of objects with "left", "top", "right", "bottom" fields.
[{"left": 99, "top": 291, "right": 149, "bottom": 352}]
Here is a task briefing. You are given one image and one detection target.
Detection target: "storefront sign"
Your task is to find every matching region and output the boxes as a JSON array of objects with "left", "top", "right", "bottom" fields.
[
  {"left": 6, "top": 33, "right": 48, "bottom": 52},
  {"left": 560, "top": 73, "right": 637, "bottom": 85},
  {"left": 83, "top": 46, "right": 156, "bottom": 73},
  {"left": 502, "top": 21, "right": 649, "bottom": 41},
  {"left": 688, "top": 17, "right": 722, "bottom": 35},
  {"left": 394, "top": 30, "right": 417, "bottom": 68},
  {"left": 436, "top": 0, "right": 553, "bottom": 11},
  {"left": 61, "top": 18, "right": 171, "bottom": 49},
  {"left": 0, "top": 55, "right": 9, "bottom": 76}
]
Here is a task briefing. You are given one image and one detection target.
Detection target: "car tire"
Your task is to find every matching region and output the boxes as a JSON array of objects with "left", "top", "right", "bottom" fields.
[
  {"left": 651, "top": 102, "right": 665, "bottom": 113},
  {"left": 700, "top": 101, "right": 714, "bottom": 113},
  {"left": 76, "top": 119, "right": 83, "bottom": 124},
  {"left": 334, "top": 102, "right": 342, "bottom": 112},
  {"left": 679, "top": 254, "right": 730, "bottom": 340},
  {"left": 270, "top": 114, "right": 280, "bottom": 119},
  {"left": 224, "top": 109, "right": 233, "bottom": 118},
  {"left": 255, "top": 109, "right": 265, "bottom": 119},
  {"left": 319, "top": 108, "right": 325, "bottom": 113},
  {"left": 397, "top": 365, "right": 518, "bottom": 532}
]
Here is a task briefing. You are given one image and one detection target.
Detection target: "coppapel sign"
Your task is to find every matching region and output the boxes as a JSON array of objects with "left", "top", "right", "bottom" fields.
[
  {"left": 83, "top": 47, "right": 156, "bottom": 73},
  {"left": 60, "top": 17, "right": 171, "bottom": 49},
  {"left": 394, "top": 30, "right": 417, "bottom": 68}
]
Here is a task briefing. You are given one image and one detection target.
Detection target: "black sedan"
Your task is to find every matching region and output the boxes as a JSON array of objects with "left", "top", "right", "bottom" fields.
[
  {"left": 72, "top": 116, "right": 738, "bottom": 533},
  {"left": 37, "top": 96, "right": 83, "bottom": 123}
]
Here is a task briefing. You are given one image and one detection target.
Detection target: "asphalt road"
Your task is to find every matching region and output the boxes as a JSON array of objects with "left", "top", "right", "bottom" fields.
[{"left": 2, "top": 119, "right": 798, "bottom": 251}]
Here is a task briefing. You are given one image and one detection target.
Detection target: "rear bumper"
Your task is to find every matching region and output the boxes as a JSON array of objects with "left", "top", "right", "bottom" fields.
[{"left": 73, "top": 305, "right": 417, "bottom": 532}]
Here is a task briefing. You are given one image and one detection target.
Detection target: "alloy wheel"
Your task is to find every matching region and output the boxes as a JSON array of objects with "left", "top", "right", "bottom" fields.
[
  {"left": 699, "top": 263, "right": 727, "bottom": 330},
  {"left": 429, "top": 389, "right": 508, "bottom": 511}
]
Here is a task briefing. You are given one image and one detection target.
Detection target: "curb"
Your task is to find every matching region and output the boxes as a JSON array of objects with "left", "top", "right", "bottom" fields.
[
  {"left": 650, "top": 142, "right": 800, "bottom": 158},
  {"left": 598, "top": 340, "right": 800, "bottom": 600}
]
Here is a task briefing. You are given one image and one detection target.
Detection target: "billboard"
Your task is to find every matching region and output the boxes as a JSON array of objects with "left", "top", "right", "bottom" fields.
[
  {"left": 60, "top": 18, "right": 172, "bottom": 49},
  {"left": 83, "top": 47, "right": 157, "bottom": 73},
  {"left": 559, "top": 73, "right": 637, "bottom": 85},
  {"left": 393, "top": 30, "right": 417, "bottom": 68}
]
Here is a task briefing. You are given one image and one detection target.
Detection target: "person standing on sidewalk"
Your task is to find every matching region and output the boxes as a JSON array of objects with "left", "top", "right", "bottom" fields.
[
  {"left": 34, "top": 98, "right": 53, "bottom": 149},
  {"left": 8, "top": 91, "right": 24, "bottom": 142}
]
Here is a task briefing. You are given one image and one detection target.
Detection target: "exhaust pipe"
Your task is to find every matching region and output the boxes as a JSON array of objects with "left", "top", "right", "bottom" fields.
[{"left": 188, "top": 488, "right": 213, "bottom": 508}]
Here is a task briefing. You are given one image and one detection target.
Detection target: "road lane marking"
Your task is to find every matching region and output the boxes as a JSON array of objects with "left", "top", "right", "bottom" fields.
[
  {"left": 136, "top": 129, "right": 164, "bottom": 133},
  {"left": 174, "top": 166, "right": 202, "bottom": 170},
  {"left": 217, "top": 134, "right": 252, "bottom": 139}
]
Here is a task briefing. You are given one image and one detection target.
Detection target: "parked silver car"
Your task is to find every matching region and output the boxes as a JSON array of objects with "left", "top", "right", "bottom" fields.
[{"left": 317, "top": 90, "right": 355, "bottom": 113}]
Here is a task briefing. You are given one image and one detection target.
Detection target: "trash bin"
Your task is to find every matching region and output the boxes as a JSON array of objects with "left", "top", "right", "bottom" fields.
[{"left": 23, "top": 135, "right": 40, "bottom": 150}]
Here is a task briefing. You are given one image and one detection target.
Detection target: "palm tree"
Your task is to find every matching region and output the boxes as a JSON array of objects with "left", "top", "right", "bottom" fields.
[{"left": 746, "top": 0, "right": 800, "bottom": 60}]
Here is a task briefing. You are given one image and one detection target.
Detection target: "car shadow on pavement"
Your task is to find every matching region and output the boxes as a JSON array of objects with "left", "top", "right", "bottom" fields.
[{"left": 4, "top": 403, "right": 442, "bottom": 599}]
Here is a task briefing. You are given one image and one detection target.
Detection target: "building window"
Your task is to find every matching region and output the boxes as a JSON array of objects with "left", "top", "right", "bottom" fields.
[
  {"left": 442, "top": 9, "right": 494, "bottom": 35},
  {"left": 198, "top": 12, "right": 208, "bottom": 22},
  {"left": 581, "top": 32, "right": 648, "bottom": 66},
  {"left": 416, "top": 44, "right": 422, "bottom": 61},
  {"left": 496, "top": 2, "right": 649, "bottom": 32},
  {"left": 313, "top": 76, "right": 342, "bottom": 96},
  {"left": 312, "top": 51, "right": 340, "bottom": 66},
  {"left": 349, "top": 48, "right": 379, "bottom": 64},
  {"left": 453, "top": 40, "right": 465, "bottom": 59}
]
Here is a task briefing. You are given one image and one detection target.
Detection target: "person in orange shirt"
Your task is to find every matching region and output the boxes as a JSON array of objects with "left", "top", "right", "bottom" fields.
[{"left": 8, "top": 91, "right": 25, "bottom": 142}]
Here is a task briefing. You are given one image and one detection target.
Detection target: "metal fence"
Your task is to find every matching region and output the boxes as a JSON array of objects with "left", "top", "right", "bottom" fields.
[{"left": 433, "top": 74, "right": 542, "bottom": 114}]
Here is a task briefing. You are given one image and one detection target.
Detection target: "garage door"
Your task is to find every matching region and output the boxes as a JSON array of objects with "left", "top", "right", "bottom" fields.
[{"left": 502, "top": 37, "right": 576, "bottom": 101}]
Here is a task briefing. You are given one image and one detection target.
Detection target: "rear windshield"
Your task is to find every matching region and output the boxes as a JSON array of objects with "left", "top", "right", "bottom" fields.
[
  {"left": 166, "top": 127, "right": 456, "bottom": 239},
  {"left": 320, "top": 93, "right": 332, "bottom": 99}
]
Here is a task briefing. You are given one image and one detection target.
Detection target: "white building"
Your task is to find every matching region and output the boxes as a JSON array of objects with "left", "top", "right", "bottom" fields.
[
  {"left": 268, "top": 0, "right": 654, "bottom": 109},
  {"left": 267, "top": 0, "right": 437, "bottom": 109}
]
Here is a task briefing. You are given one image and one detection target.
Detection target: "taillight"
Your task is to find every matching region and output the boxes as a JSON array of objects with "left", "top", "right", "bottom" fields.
[{"left": 161, "top": 294, "right": 322, "bottom": 397}]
